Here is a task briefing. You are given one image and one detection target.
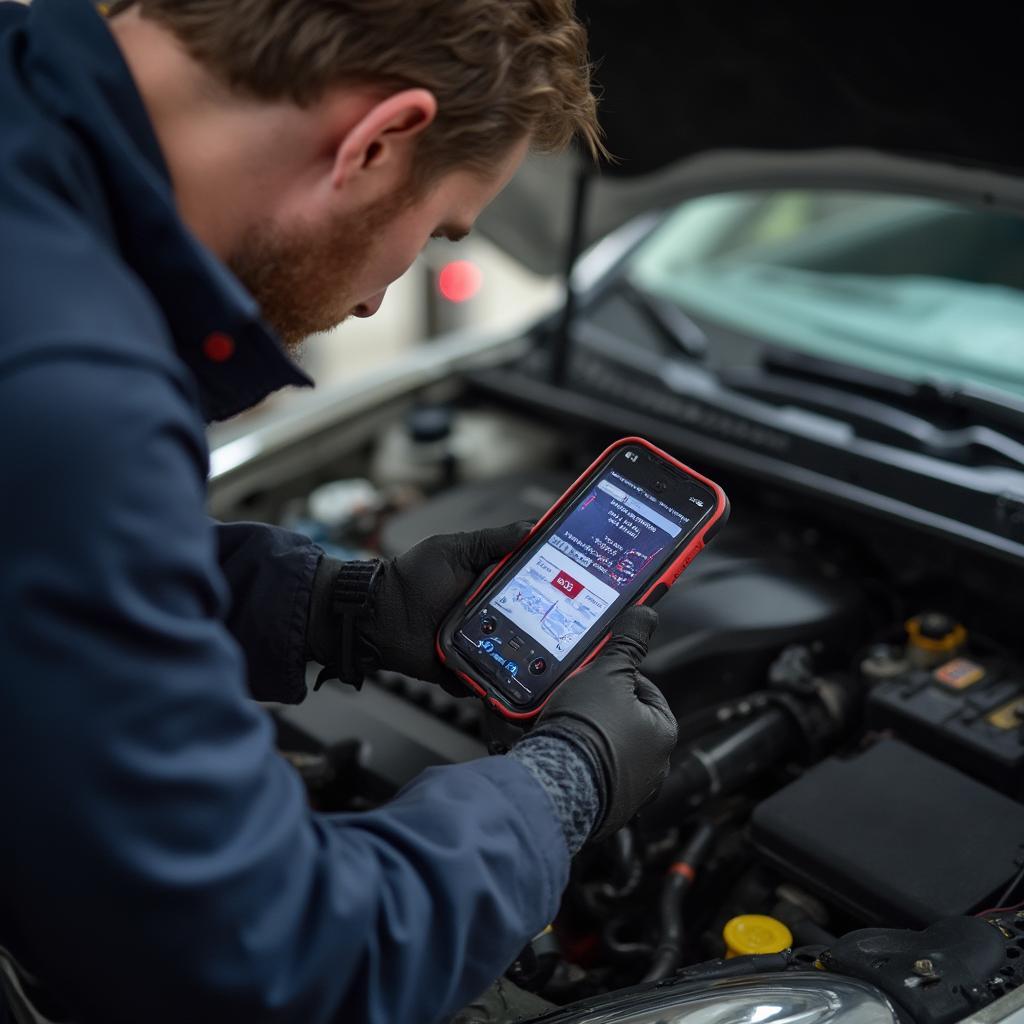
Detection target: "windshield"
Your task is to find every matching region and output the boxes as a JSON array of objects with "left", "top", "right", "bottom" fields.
[{"left": 628, "top": 190, "right": 1024, "bottom": 399}]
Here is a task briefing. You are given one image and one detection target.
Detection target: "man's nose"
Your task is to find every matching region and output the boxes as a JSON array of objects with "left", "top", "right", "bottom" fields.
[{"left": 352, "top": 290, "right": 386, "bottom": 318}]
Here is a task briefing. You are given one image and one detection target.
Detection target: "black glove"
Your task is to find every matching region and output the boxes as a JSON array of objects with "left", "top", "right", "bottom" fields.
[
  {"left": 366, "top": 521, "right": 532, "bottom": 687},
  {"left": 308, "top": 522, "right": 531, "bottom": 691},
  {"left": 532, "top": 605, "right": 677, "bottom": 842}
]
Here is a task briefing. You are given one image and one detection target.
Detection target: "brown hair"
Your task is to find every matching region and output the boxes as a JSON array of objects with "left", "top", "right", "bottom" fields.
[{"left": 110, "top": 0, "right": 605, "bottom": 184}]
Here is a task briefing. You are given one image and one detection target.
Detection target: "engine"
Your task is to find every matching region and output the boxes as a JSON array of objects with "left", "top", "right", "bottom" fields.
[{"left": 263, "top": 408, "right": 1024, "bottom": 1024}]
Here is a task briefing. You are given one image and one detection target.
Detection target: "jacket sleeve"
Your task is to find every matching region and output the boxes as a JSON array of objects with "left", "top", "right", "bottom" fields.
[
  {"left": 215, "top": 520, "right": 322, "bottom": 704},
  {"left": 0, "top": 357, "right": 570, "bottom": 1024}
]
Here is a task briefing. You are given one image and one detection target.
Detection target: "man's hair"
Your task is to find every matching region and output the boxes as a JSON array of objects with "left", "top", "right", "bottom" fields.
[{"left": 110, "top": 0, "right": 605, "bottom": 184}]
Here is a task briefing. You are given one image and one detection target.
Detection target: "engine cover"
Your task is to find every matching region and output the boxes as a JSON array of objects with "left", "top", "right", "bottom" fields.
[
  {"left": 751, "top": 739, "right": 1024, "bottom": 926},
  {"left": 380, "top": 475, "right": 864, "bottom": 714}
]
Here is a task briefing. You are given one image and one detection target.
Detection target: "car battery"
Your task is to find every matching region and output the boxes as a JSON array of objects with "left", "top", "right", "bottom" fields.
[{"left": 866, "top": 648, "right": 1024, "bottom": 797}]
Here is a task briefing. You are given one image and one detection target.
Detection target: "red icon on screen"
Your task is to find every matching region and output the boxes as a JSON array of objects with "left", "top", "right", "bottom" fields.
[{"left": 551, "top": 570, "right": 584, "bottom": 598}]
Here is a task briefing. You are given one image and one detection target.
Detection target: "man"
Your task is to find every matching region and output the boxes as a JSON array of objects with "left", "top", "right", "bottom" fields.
[{"left": 0, "top": 2, "right": 677, "bottom": 1022}]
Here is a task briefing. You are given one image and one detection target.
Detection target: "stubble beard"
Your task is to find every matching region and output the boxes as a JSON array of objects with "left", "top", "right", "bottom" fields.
[{"left": 227, "top": 196, "right": 398, "bottom": 356}]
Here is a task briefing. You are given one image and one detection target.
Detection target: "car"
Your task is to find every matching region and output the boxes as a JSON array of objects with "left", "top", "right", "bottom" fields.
[{"left": 207, "top": 6, "right": 1024, "bottom": 1023}]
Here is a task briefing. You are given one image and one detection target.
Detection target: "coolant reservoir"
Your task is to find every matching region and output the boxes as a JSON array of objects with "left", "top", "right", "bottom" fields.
[{"left": 371, "top": 408, "right": 559, "bottom": 490}]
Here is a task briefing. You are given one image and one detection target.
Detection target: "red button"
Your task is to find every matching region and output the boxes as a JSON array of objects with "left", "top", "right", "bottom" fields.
[
  {"left": 203, "top": 332, "right": 235, "bottom": 363},
  {"left": 551, "top": 570, "right": 584, "bottom": 599}
]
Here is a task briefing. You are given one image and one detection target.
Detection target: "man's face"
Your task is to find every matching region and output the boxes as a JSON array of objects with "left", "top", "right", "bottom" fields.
[{"left": 227, "top": 138, "right": 528, "bottom": 352}]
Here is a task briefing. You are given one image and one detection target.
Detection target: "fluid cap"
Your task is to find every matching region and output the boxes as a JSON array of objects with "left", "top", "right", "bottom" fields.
[
  {"left": 906, "top": 612, "right": 966, "bottom": 653},
  {"left": 723, "top": 915, "right": 793, "bottom": 958},
  {"left": 406, "top": 404, "right": 454, "bottom": 444}
]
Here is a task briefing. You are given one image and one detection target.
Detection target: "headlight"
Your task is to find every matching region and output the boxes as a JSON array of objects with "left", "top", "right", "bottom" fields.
[{"left": 539, "top": 972, "right": 900, "bottom": 1024}]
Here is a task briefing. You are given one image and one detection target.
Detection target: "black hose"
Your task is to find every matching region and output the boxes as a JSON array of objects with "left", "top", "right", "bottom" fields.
[
  {"left": 639, "top": 707, "right": 799, "bottom": 833},
  {"left": 610, "top": 828, "right": 637, "bottom": 889},
  {"left": 789, "top": 918, "right": 836, "bottom": 947},
  {"left": 581, "top": 828, "right": 645, "bottom": 916},
  {"left": 641, "top": 872, "right": 690, "bottom": 982},
  {"left": 581, "top": 858, "right": 644, "bottom": 916},
  {"left": 603, "top": 916, "right": 654, "bottom": 962},
  {"left": 641, "top": 821, "right": 716, "bottom": 983},
  {"left": 675, "top": 691, "right": 774, "bottom": 743}
]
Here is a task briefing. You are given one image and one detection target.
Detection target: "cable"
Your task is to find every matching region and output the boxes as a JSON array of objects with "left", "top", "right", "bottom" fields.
[
  {"left": 974, "top": 864, "right": 1024, "bottom": 918},
  {"left": 993, "top": 863, "right": 1024, "bottom": 910},
  {"left": 975, "top": 897, "right": 1024, "bottom": 918}
]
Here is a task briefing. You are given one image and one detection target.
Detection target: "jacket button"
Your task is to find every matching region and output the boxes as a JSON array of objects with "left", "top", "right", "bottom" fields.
[{"left": 203, "top": 332, "right": 235, "bottom": 362}]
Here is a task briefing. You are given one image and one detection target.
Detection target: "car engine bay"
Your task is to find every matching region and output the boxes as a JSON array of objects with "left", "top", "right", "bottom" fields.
[{"left": 220, "top": 393, "right": 1024, "bottom": 1024}]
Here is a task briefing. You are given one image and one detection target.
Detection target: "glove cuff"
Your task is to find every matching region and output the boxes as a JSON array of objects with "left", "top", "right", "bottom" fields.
[
  {"left": 510, "top": 731, "right": 602, "bottom": 855},
  {"left": 530, "top": 723, "right": 611, "bottom": 840}
]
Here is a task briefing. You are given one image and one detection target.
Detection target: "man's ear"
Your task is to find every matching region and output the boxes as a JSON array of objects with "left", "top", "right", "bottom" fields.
[{"left": 332, "top": 88, "right": 437, "bottom": 191}]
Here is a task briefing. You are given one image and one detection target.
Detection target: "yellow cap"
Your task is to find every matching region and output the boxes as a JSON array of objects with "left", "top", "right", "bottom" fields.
[
  {"left": 905, "top": 615, "right": 966, "bottom": 654},
  {"left": 723, "top": 915, "right": 793, "bottom": 958}
]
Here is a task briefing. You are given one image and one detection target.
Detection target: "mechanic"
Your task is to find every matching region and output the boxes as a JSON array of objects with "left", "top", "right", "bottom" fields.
[{"left": 0, "top": 1, "right": 678, "bottom": 1022}]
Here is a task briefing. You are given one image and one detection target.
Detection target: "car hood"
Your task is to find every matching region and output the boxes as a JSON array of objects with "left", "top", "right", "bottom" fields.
[{"left": 478, "top": 1, "right": 1024, "bottom": 275}]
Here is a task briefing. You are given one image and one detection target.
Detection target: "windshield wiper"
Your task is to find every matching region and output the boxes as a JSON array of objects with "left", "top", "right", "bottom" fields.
[
  {"left": 620, "top": 281, "right": 708, "bottom": 360},
  {"left": 719, "top": 351, "right": 1024, "bottom": 469},
  {"left": 623, "top": 284, "right": 1024, "bottom": 467},
  {"left": 763, "top": 348, "right": 1024, "bottom": 434}
]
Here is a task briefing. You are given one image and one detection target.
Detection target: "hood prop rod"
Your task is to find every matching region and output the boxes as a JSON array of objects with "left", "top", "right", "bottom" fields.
[{"left": 549, "top": 166, "right": 593, "bottom": 387}]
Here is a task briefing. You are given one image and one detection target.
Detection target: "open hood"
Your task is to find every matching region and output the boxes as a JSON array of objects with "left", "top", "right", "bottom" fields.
[{"left": 478, "top": 2, "right": 1024, "bottom": 275}]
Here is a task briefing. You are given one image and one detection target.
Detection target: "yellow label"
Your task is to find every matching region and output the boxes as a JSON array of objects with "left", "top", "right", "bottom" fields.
[{"left": 987, "top": 699, "right": 1024, "bottom": 731}]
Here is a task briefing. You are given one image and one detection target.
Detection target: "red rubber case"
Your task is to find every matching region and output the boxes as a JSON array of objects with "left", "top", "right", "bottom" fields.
[{"left": 436, "top": 436, "right": 730, "bottom": 720}]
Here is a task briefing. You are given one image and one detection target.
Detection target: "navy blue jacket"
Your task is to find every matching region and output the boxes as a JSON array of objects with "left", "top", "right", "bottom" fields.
[{"left": 0, "top": 2, "right": 568, "bottom": 1021}]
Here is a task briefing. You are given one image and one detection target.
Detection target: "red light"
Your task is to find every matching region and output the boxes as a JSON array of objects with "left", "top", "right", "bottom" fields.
[{"left": 438, "top": 260, "right": 483, "bottom": 303}]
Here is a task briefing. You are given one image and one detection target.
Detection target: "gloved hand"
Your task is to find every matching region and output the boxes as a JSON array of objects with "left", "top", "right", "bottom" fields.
[
  {"left": 361, "top": 521, "right": 531, "bottom": 689},
  {"left": 531, "top": 605, "right": 677, "bottom": 842}
]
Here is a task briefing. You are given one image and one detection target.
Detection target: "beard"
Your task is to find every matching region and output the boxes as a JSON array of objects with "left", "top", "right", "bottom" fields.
[{"left": 226, "top": 195, "right": 399, "bottom": 356}]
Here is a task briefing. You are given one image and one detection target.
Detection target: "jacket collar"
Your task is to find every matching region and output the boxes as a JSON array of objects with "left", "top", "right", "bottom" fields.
[{"left": 24, "top": 0, "right": 313, "bottom": 421}]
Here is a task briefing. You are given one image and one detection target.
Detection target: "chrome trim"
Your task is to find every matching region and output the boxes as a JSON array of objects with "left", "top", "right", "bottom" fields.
[{"left": 544, "top": 972, "right": 899, "bottom": 1024}]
